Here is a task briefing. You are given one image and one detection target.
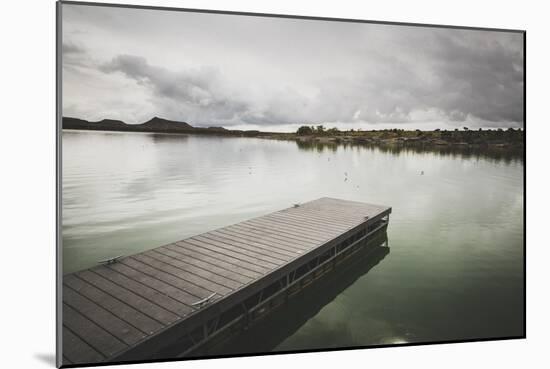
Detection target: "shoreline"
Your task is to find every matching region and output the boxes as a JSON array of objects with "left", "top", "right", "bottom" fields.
[{"left": 62, "top": 117, "right": 524, "bottom": 152}]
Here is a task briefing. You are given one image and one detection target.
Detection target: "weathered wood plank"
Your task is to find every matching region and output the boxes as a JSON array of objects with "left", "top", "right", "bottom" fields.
[
  {"left": 247, "top": 216, "right": 336, "bottom": 237},
  {"left": 63, "top": 275, "right": 164, "bottom": 334},
  {"left": 228, "top": 223, "right": 315, "bottom": 249},
  {"left": 163, "top": 243, "right": 262, "bottom": 279},
  {"left": 88, "top": 267, "right": 191, "bottom": 318},
  {"left": 322, "top": 198, "right": 387, "bottom": 211},
  {"left": 250, "top": 216, "right": 339, "bottom": 239},
  {"left": 208, "top": 229, "right": 298, "bottom": 259},
  {"left": 65, "top": 274, "right": 164, "bottom": 335},
  {"left": 63, "top": 286, "right": 147, "bottom": 345},
  {"left": 63, "top": 303, "right": 127, "bottom": 357},
  {"left": 223, "top": 223, "right": 312, "bottom": 250},
  {"left": 63, "top": 326, "right": 105, "bottom": 364},
  {"left": 302, "top": 198, "right": 387, "bottom": 217},
  {"left": 188, "top": 236, "right": 281, "bottom": 269},
  {"left": 152, "top": 247, "right": 252, "bottom": 288},
  {"left": 175, "top": 239, "right": 270, "bottom": 275},
  {"left": 200, "top": 231, "right": 290, "bottom": 262},
  {"left": 77, "top": 270, "right": 179, "bottom": 326},
  {"left": 284, "top": 207, "right": 367, "bottom": 222},
  {"left": 239, "top": 220, "right": 325, "bottom": 244},
  {"left": 262, "top": 213, "right": 352, "bottom": 236},
  {"left": 268, "top": 212, "right": 354, "bottom": 230},
  {"left": 262, "top": 213, "right": 349, "bottom": 234},
  {"left": 244, "top": 218, "right": 330, "bottom": 242},
  {"left": 195, "top": 233, "right": 286, "bottom": 265},
  {"left": 139, "top": 250, "right": 242, "bottom": 294},
  {"left": 148, "top": 249, "right": 247, "bottom": 289},
  {"left": 120, "top": 257, "right": 216, "bottom": 299},
  {"left": 213, "top": 228, "right": 304, "bottom": 256},
  {"left": 105, "top": 262, "right": 199, "bottom": 306}
]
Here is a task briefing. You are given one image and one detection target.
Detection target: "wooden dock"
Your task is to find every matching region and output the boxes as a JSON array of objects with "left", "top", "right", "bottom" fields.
[{"left": 61, "top": 197, "right": 391, "bottom": 366}]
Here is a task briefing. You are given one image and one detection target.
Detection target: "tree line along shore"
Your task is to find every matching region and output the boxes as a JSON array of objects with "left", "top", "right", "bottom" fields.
[
  {"left": 273, "top": 125, "right": 524, "bottom": 148},
  {"left": 62, "top": 117, "right": 524, "bottom": 149}
]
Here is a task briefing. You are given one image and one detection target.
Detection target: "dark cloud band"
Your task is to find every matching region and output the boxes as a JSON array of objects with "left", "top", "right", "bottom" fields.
[{"left": 62, "top": 5, "right": 524, "bottom": 129}]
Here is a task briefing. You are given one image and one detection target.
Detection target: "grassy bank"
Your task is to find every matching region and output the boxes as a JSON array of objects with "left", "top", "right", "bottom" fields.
[{"left": 261, "top": 125, "right": 524, "bottom": 149}]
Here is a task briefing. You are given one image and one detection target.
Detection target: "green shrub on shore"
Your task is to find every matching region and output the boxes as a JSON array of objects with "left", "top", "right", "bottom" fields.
[
  {"left": 294, "top": 123, "right": 523, "bottom": 147},
  {"left": 296, "top": 126, "right": 314, "bottom": 135}
]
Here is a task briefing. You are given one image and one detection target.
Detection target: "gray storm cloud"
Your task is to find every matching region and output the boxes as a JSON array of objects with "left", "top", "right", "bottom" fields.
[
  {"left": 62, "top": 4, "right": 524, "bottom": 129},
  {"left": 100, "top": 55, "right": 249, "bottom": 123},
  {"left": 62, "top": 42, "right": 85, "bottom": 55}
]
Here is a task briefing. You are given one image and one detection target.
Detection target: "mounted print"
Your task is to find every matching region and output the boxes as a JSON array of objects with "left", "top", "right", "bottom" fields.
[{"left": 57, "top": 1, "right": 525, "bottom": 367}]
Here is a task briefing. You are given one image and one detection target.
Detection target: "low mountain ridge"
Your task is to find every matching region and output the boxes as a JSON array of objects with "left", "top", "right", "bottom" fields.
[
  {"left": 62, "top": 116, "right": 261, "bottom": 137},
  {"left": 136, "top": 116, "right": 193, "bottom": 131}
]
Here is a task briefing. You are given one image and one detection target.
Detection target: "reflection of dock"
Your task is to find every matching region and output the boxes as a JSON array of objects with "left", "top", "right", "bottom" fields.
[{"left": 61, "top": 198, "right": 391, "bottom": 365}]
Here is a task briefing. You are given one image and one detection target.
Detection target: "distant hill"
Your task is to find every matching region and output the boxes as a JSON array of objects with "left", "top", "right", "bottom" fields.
[
  {"left": 135, "top": 116, "right": 193, "bottom": 131},
  {"left": 63, "top": 116, "right": 194, "bottom": 133},
  {"left": 62, "top": 116, "right": 260, "bottom": 136}
]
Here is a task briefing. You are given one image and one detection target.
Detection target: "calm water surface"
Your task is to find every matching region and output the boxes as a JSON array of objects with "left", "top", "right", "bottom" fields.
[{"left": 62, "top": 130, "right": 524, "bottom": 351}]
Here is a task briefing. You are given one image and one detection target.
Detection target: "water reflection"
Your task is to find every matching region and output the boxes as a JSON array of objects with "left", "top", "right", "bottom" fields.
[
  {"left": 62, "top": 130, "right": 524, "bottom": 348},
  {"left": 150, "top": 133, "right": 189, "bottom": 143},
  {"left": 295, "top": 140, "right": 524, "bottom": 164},
  {"left": 186, "top": 231, "right": 390, "bottom": 357}
]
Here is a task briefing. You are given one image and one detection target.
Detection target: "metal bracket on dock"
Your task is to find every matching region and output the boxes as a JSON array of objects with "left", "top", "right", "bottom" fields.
[
  {"left": 97, "top": 255, "right": 123, "bottom": 264},
  {"left": 192, "top": 293, "right": 217, "bottom": 309}
]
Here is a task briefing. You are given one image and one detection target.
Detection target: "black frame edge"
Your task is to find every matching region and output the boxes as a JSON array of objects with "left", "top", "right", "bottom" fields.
[{"left": 58, "top": 0, "right": 525, "bottom": 33}]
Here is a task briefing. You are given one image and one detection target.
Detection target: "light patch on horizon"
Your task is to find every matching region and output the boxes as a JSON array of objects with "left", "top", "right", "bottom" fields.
[{"left": 62, "top": 4, "right": 524, "bottom": 131}]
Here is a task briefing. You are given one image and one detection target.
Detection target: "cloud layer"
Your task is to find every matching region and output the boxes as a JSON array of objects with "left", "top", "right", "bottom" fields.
[{"left": 62, "top": 4, "right": 524, "bottom": 130}]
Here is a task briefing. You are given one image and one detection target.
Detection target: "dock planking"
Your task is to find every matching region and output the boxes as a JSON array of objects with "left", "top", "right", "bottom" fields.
[{"left": 62, "top": 197, "right": 391, "bottom": 365}]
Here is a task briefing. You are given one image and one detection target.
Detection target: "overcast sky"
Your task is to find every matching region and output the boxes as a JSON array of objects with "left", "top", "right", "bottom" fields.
[{"left": 62, "top": 4, "right": 524, "bottom": 132}]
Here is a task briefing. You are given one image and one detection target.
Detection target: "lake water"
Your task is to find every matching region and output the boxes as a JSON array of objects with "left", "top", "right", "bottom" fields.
[{"left": 62, "top": 130, "right": 524, "bottom": 352}]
